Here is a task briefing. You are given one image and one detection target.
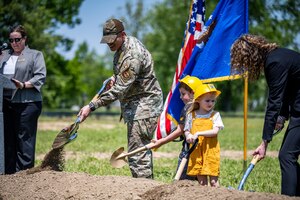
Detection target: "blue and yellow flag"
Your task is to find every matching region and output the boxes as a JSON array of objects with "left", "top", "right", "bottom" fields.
[{"left": 167, "top": 0, "right": 248, "bottom": 123}]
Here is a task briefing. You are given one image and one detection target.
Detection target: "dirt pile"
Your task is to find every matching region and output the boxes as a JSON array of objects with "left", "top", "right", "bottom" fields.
[
  {"left": 26, "top": 147, "right": 65, "bottom": 174},
  {"left": 1, "top": 171, "right": 299, "bottom": 200},
  {"left": 0, "top": 171, "right": 162, "bottom": 200},
  {"left": 142, "top": 180, "right": 299, "bottom": 200}
]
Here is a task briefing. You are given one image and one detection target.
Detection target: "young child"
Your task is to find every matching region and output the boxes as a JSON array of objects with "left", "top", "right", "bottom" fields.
[
  {"left": 152, "top": 75, "right": 202, "bottom": 180},
  {"left": 184, "top": 83, "right": 224, "bottom": 187}
]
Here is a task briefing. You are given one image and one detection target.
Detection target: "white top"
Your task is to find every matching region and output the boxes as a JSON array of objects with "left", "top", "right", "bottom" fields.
[
  {"left": 184, "top": 110, "right": 224, "bottom": 132},
  {"left": 3, "top": 55, "right": 18, "bottom": 75}
]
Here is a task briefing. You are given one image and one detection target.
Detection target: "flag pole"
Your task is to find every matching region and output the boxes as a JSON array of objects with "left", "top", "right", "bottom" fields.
[
  {"left": 243, "top": 0, "right": 249, "bottom": 173},
  {"left": 243, "top": 75, "right": 248, "bottom": 172}
]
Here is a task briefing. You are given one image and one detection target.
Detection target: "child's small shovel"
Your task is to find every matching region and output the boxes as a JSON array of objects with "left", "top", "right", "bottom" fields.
[
  {"left": 110, "top": 143, "right": 155, "bottom": 168},
  {"left": 174, "top": 138, "right": 198, "bottom": 181}
]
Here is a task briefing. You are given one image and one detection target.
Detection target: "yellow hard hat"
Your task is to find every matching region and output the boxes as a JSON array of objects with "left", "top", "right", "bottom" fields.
[
  {"left": 194, "top": 83, "right": 221, "bottom": 100},
  {"left": 179, "top": 75, "right": 202, "bottom": 92}
]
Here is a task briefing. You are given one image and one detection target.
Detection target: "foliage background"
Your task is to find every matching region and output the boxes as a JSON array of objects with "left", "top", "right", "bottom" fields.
[
  {"left": 35, "top": 115, "right": 285, "bottom": 194},
  {"left": 1, "top": 0, "right": 300, "bottom": 111}
]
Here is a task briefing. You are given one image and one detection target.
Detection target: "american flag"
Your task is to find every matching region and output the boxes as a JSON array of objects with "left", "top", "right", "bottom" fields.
[
  {"left": 185, "top": 0, "right": 248, "bottom": 82},
  {"left": 155, "top": 0, "right": 206, "bottom": 140}
]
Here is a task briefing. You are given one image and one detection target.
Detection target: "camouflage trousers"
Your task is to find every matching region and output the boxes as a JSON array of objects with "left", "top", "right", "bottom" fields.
[{"left": 127, "top": 117, "right": 158, "bottom": 178}]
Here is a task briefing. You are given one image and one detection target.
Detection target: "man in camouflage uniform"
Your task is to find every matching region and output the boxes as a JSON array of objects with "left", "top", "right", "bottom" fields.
[{"left": 78, "top": 19, "right": 163, "bottom": 178}]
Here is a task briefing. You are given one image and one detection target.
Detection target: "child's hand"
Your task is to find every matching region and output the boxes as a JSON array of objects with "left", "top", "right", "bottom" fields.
[
  {"left": 151, "top": 139, "right": 162, "bottom": 148},
  {"left": 192, "top": 134, "right": 199, "bottom": 141},
  {"left": 186, "top": 133, "right": 194, "bottom": 143}
]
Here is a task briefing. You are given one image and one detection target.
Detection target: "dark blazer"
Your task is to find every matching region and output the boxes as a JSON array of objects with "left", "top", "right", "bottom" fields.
[
  {"left": 263, "top": 47, "right": 300, "bottom": 142},
  {"left": 0, "top": 46, "right": 46, "bottom": 102}
]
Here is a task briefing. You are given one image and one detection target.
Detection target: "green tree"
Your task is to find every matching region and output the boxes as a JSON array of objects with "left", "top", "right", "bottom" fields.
[
  {"left": 143, "top": 0, "right": 300, "bottom": 111},
  {"left": 0, "top": 0, "right": 83, "bottom": 54},
  {"left": 144, "top": 1, "right": 190, "bottom": 96},
  {"left": 0, "top": 0, "right": 84, "bottom": 109},
  {"left": 122, "top": 0, "right": 145, "bottom": 39},
  {"left": 77, "top": 46, "right": 112, "bottom": 106},
  {"left": 243, "top": 0, "right": 300, "bottom": 111},
  {"left": 249, "top": 0, "right": 300, "bottom": 50},
  {"left": 42, "top": 52, "right": 69, "bottom": 108},
  {"left": 54, "top": 42, "right": 112, "bottom": 109},
  {"left": 2, "top": 0, "right": 300, "bottom": 111}
]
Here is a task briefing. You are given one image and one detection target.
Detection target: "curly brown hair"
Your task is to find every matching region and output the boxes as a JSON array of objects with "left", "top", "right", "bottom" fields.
[{"left": 230, "top": 34, "right": 278, "bottom": 81}]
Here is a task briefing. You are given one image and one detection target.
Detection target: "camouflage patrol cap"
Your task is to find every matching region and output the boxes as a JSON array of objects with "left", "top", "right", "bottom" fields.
[{"left": 100, "top": 19, "right": 124, "bottom": 44}]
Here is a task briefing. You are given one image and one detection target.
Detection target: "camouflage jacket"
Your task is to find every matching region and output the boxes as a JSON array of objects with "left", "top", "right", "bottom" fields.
[{"left": 92, "top": 36, "right": 163, "bottom": 122}]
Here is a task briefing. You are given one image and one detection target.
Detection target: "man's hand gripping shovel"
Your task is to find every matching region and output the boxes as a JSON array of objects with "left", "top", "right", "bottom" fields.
[{"left": 51, "top": 77, "right": 112, "bottom": 149}]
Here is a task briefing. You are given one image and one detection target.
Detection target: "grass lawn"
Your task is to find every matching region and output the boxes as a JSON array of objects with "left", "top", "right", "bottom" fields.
[{"left": 35, "top": 114, "right": 288, "bottom": 194}]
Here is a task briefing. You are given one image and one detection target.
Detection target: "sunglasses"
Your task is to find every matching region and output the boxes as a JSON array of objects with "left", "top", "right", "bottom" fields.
[{"left": 9, "top": 38, "right": 23, "bottom": 43}]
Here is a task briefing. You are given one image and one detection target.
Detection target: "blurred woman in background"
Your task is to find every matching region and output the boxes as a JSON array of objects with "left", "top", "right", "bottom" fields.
[{"left": 0, "top": 25, "right": 46, "bottom": 174}]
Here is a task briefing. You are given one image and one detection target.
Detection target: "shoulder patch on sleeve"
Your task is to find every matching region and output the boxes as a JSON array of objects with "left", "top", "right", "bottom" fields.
[
  {"left": 121, "top": 68, "right": 133, "bottom": 82},
  {"left": 120, "top": 60, "right": 133, "bottom": 82}
]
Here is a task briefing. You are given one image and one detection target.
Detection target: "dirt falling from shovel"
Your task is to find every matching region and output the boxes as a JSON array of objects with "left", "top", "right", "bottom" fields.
[{"left": 26, "top": 147, "right": 65, "bottom": 174}]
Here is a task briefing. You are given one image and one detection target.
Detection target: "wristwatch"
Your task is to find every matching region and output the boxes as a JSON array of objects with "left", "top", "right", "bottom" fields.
[{"left": 88, "top": 102, "right": 96, "bottom": 111}]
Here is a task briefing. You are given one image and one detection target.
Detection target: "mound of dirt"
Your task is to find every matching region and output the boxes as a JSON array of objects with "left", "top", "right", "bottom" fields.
[
  {"left": 142, "top": 180, "right": 299, "bottom": 200},
  {"left": 0, "top": 171, "right": 162, "bottom": 200},
  {"left": 0, "top": 171, "right": 298, "bottom": 200}
]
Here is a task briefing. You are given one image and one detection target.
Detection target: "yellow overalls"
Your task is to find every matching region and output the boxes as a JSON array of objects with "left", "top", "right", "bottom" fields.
[{"left": 187, "top": 112, "right": 220, "bottom": 176}]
